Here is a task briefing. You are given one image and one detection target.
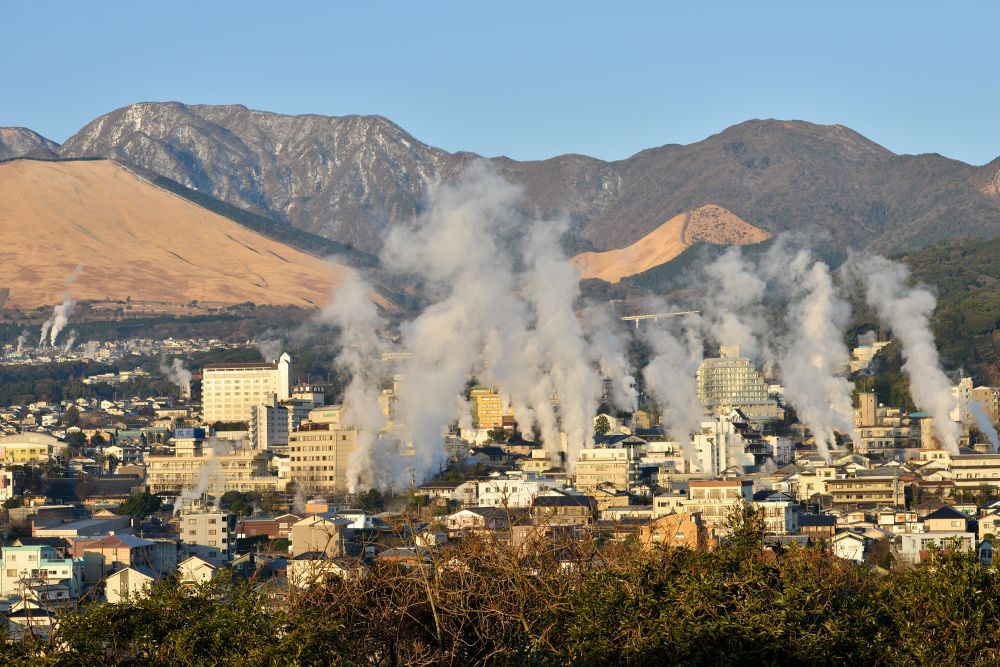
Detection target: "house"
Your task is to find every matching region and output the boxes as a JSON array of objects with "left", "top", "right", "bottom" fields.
[
  {"left": 531, "top": 493, "right": 597, "bottom": 526},
  {"left": 681, "top": 480, "right": 755, "bottom": 535},
  {"left": 105, "top": 566, "right": 157, "bottom": 603},
  {"left": 899, "top": 532, "right": 975, "bottom": 564},
  {"left": 752, "top": 490, "right": 800, "bottom": 535},
  {"left": 978, "top": 509, "right": 1000, "bottom": 541},
  {"left": 829, "top": 532, "right": 866, "bottom": 563},
  {"left": 639, "top": 512, "right": 710, "bottom": 551},
  {"left": 177, "top": 555, "right": 218, "bottom": 585},
  {"left": 32, "top": 515, "right": 132, "bottom": 538},
  {"left": 287, "top": 553, "right": 365, "bottom": 588},
  {"left": 68, "top": 533, "right": 159, "bottom": 585},
  {"left": 446, "top": 507, "right": 512, "bottom": 535},
  {"left": 922, "top": 505, "right": 970, "bottom": 533},
  {"left": 477, "top": 472, "right": 562, "bottom": 508},
  {"left": 238, "top": 513, "right": 303, "bottom": 540},
  {"left": 417, "top": 480, "right": 477, "bottom": 506},
  {"left": 290, "top": 515, "right": 352, "bottom": 557},
  {"left": 798, "top": 514, "right": 837, "bottom": 540},
  {"left": 979, "top": 539, "right": 994, "bottom": 566},
  {"left": 5, "top": 596, "right": 58, "bottom": 640}
]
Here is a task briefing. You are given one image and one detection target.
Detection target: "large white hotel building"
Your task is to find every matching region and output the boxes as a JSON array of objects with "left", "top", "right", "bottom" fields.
[{"left": 201, "top": 353, "right": 291, "bottom": 424}]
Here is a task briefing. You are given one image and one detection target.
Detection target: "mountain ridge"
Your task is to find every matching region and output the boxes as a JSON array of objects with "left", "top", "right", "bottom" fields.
[{"left": 4, "top": 103, "right": 1000, "bottom": 261}]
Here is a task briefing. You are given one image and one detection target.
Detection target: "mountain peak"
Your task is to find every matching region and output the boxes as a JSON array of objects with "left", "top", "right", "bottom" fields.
[{"left": 0, "top": 127, "right": 60, "bottom": 160}]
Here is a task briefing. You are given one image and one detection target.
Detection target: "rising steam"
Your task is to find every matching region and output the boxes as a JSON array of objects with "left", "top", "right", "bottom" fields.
[
  {"left": 160, "top": 357, "right": 193, "bottom": 397},
  {"left": 855, "top": 255, "right": 960, "bottom": 453},
  {"left": 40, "top": 265, "right": 82, "bottom": 347}
]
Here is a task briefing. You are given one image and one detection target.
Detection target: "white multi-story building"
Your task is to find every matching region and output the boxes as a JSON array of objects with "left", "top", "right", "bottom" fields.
[
  {"left": 682, "top": 480, "right": 755, "bottom": 535},
  {"left": 477, "top": 472, "right": 562, "bottom": 508},
  {"left": 177, "top": 503, "right": 236, "bottom": 564},
  {"left": 691, "top": 412, "right": 763, "bottom": 478},
  {"left": 0, "top": 545, "right": 81, "bottom": 599},
  {"left": 696, "top": 346, "right": 784, "bottom": 422},
  {"left": 201, "top": 354, "right": 291, "bottom": 424},
  {"left": 752, "top": 490, "right": 800, "bottom": 534}
]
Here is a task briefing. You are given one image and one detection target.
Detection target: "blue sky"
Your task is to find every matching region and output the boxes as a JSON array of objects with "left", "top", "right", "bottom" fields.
[{"left": 3, "top": 1, "right": 998, "bottom": 164}]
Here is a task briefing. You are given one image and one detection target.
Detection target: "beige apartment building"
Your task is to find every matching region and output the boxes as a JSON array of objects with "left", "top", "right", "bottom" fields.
[
  {"left": 145, "top": 436, "right": 278, "bottom": 494},
  {"left": 681, "top": 480, "right": 754, "bottom": 535},
  {"left": 201, "top": 354, "right": 291, "bottom": 424},
  {"left": 287, "top": 406, "right": 359, "bottom": 494},
  {"left": 575, "top": 440, "right": 643, "bottom": 493},
  {"left": 825, "top": 472, "right": 907, "bottom": 509}
]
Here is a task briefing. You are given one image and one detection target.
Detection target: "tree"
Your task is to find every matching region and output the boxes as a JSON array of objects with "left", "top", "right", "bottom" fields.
[
  {"left": 486, "top": 427, "right": 509, "bottom": 443},
  {"left": 259, "top": 490, "right": 284, "bottom": 514},
  {"left": 865, "top": 537, "right": 894, "bottom": 570},
  {"left": 594, "top": 415, "right": 611, "bottom": 437},
  {"left": 63, "top": 405, "right": 81, "bottom": 427},
  {"left": 2, "top": 496, "right": 23, "bottom": 510},
  {"left": 359, "top": 488, "right": 386, "bottom": 513},
  {"left": 118, "top": 491, "right": 162, "bottom": 518},
  {"left": 723, "top": 502, "right": 766, "bottom": 553},
  {"left": 220, "top": 490, "right": 255, "bottom": 517}
]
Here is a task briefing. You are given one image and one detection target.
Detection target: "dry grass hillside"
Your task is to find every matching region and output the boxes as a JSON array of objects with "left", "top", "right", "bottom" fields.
[
  {"left": 570, "top": 204, "right": 771, "bottom": 283},
  {"left": 0, "top": 159, "right": 377, "bottom": 309}
]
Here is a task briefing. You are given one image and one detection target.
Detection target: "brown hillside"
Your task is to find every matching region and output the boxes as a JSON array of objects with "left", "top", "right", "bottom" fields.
[
  {"left": 0, "top": 159, "right": 376, "bottom": 309},
  {"left": 570, "top": 204, "right": 770, "bottom": 283}
]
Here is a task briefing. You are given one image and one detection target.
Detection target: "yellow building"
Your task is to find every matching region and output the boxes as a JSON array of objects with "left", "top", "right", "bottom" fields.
[
  {"left": 469, "top": 386, "right": 513, "bottom": 429},
  {"left": 0, "top": 432, "right": 65, "bottom": 465}
]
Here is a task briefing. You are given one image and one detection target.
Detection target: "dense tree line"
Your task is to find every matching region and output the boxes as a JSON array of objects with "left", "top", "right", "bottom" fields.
[{"left": 3, "top": 526, "right": 1000, "bottom": 666}]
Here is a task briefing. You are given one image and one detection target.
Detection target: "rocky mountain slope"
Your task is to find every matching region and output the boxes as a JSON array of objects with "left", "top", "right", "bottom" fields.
[
  {"left": 0, "top": 159, "right": 381, "bottom": 309},
  {"left": 0, "top": 127, "right": 59, "bottom": 160},
  {"left": 6, "top": 103, "right": 1000, "bottom": 262}
]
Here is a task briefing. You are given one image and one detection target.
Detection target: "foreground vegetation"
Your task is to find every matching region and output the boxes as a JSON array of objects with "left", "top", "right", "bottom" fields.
[{"left": 3, "top": 530, "right": 999, "bottom": 666}]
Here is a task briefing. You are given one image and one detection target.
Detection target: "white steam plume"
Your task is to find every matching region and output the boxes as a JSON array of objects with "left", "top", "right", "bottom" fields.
[
  {"left": 175, "top": 437, "right": 234, "bottom": 513},
  {"left": 641, "top": 314, "right": 705, "bottom": 472},
  {"left": 61, "top": 329, "right": 78, "bottom": 355},
  {"left": 767, "top": 248, "right": 857, "bottom": 462},
  {"left": 382, "top": 163, "right": 525, "bottom": 479},
  {"left": 702, "top": 247, "right": 767, "bottom": 362},
  {"left": 319, "top": 271, "right": 395, "bottom": 492},
  {"left": 257, "top": 332, "right": 285, "bottom": 363},
  {"left": 855, "top": 255, "right": 960, "bottom": 453},
  {"left": 967, "top": 399, "right": 1000, "bottom": 453},
  {"left": 858, "top": 330, "right": 878, "bottom": 346},
  {"left": 583, "top": 305, "right": 638, "bottom": 413},
  {"left": 83, "top": 341, "right": 100, "bottom": 359},
  {"left": 519, "top": 222, "right": 603, "bottom": 470},
  {"left": 160, "top": 357, "right": 192, "bottom": 397},
  {"left": 41, "top": 266, "right": 83, "bottom": 347},
  {"left": 15, "top": 330, "right": 29, "bottom": 354}
]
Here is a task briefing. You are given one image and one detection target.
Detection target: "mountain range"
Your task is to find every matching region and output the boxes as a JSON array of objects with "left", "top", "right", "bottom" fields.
[{"left": 3, "top": 101, "right": 1000, "bottom": 267}]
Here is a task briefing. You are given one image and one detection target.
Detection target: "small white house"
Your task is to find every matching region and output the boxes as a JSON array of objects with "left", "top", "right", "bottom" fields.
[
  {"left": 105, "top": 566, "right": 156, "bottom": 603},
  {"left": 830, "top": 532, "right": 866, "bottom": 564},
  {"left": 177, "top": 556, "right": 218, "bottom": 585}
]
